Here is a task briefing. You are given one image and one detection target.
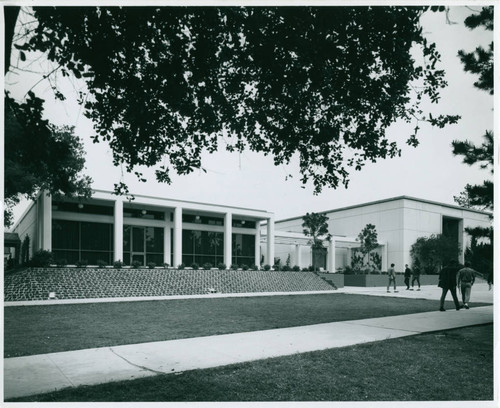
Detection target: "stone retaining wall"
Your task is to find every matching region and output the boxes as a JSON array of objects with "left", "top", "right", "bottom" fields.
[{"left": 4, "top": 268, "right": 335, "bottom": 301}]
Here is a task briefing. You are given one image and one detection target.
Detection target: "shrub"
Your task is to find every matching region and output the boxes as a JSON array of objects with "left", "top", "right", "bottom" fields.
[
  {"left": 249, "top": 264, "right": 258, "bottom": 270},
  {"left": 55, "top": 258, "right": 68, "bottom": 267},
  {"left": 263, "top": 264, "right": 271, "bottom": 271},
  {"left": 410, "top": 234, "right": 461, "bottom": 275},
  {"left": 273, "top": 263, "right": 282, "bottom": 271},
  {"left": 30, "top": 250, "right": 53, "bottom": 267},
  {"left": 230, "top": 263, "right": 239, "bottom": 270},
  {"left": 218, "top": 263, "right": 226, "bottom": 270},
  {"left": 21, "top": 235, "right": 30, "bottom": 265},
  {"left": 191, "top": 262, "right": 199, "bottom": 270},
  {"left": 292, "top": 265, "right": 301, "bottom": 272},
  {"left": 131, "top": 260, "right": 142, "bottom": 268},
  {"left": 282, "top": 265, "right": 290, "bottom": 271},
  {"left": 308, "top": 265, "right": 315, "bottom": 272},
  {"left": 301, "top": 267, "right": 309, "bottom": 272},
  {"left": 96, "top": 260, "right": 107, "bottom": 268},
  {"left": 113, "top": 260, "right": 124, "bottom": 269},
  {"left": 241, "top": 264, "right": 249, "bottom": 270},
  {"left": 148, "top": 262, "right": 156, "bottom": 269},
  {"left": 163, "top": 263, "right": 170, "bottom": 268},
  {"left": 75, "top": 259, "right": 88, "bottom": 268},
  {"left": 203, "top": 262, "right": 213, "bottom": 270},
  {"left": 177, "top": 263, "right": 185, "bottom": 269}
]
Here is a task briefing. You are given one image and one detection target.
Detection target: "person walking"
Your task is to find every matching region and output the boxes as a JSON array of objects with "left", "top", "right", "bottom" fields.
[
  {"left": 387, "top": 263, "right": 398, "bottom": 293},
  {"left": 411, "top": 266, "right": 421, "bottom": 291},
  {"left": 457, "top": 261, "right": 477, "bottom": 309},
  {"left": 438, "top": 260, "right": 461, "bottom": 311},
  {"left": 404, "top": 264, "right": 412, "bottom": 290}
]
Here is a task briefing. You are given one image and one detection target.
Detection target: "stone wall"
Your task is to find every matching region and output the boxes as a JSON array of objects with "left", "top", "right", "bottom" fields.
[{"left": 4, "top": 268, "right": 336, "bottom": 301}]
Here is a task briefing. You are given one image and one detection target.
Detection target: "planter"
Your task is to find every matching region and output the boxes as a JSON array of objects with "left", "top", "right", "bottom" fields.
[{"left": 343, "top": 274, "right": 439, "bottom": 287}]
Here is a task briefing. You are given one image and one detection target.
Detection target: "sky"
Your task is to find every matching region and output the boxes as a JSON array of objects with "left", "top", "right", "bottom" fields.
[{"left": 4, "top": 4, "right": 495, "bottom": 225}]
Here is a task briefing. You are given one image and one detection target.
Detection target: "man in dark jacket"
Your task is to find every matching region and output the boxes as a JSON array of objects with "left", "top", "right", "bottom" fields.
[
  {"left": 438, "top": 260, "right": 461, "bottom": 311},
  {"left": 404, "top": 264, "right": 412, "bottom": 290}
]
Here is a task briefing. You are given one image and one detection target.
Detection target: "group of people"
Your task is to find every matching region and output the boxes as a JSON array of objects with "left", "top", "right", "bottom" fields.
[
  {"left": 386, "top": 260, "right": 484, "bottom": 311},
  {"left": 386, "top": 263, "right": 421, "bottom": 293}
]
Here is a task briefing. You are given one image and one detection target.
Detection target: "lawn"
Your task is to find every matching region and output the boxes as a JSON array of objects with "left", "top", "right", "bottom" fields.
[
  {"left": 7, "top": 324, "right": 493, "bottom": 402},
  {"left": 4, "top": 293, "right": 482, "bottom": 357}
]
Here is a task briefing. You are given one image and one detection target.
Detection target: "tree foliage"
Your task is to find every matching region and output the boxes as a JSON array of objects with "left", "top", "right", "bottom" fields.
[
  {"left": 302, "top": 212, "right": 331, "bottom": 249},
  {"left": 7, "top": 6, "right": 460, "bottom": 194},
  {"left": 357, "top": 224, "right": 379, "bottom": 258},
  {"left": 452, "top": 6, "right": 493, "bottom": 241},
  {"left": 302, "top": 212, "right": 331, "bottom": 272},
  {"left": 355, "top": 223, "right": 380, "bottom": 271},
  {"left": 4, "top": 92, "right": 92, "bottom": 227},
  {"left": 410, "top": 234, "right": 461, "bottom": 275}
]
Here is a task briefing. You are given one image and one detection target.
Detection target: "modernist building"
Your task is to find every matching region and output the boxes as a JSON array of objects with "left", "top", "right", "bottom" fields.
[
  {"left": 273, "top": 196, "right": 492, "bottom": 271},
  {"left": 10, "top": 193, "right": 491, "bottom": 272},
  {"left": 12, "top": 190, "right": 275, "bottom": 268}
]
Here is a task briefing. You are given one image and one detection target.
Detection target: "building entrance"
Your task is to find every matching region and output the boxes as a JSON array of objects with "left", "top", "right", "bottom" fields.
[{"left": 123, "top": 225, "right": 164, "bottom": 266}]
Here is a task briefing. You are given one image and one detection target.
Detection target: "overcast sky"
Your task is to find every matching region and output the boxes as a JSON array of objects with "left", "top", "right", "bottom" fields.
[{"left": 5, "top": 4, "right": 495, "bottom": 224}]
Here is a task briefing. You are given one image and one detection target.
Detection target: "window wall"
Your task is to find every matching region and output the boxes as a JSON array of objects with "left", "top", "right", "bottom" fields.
[
  {"left": 123, "top": 226, "right": 164, "bottom": 266},
  {"left": 52, "top": 220, "right": 114, "bottom": 264},
  {"left": 182, "top": 229, "right": 223, "bottom": 266},
  {"left": 232, "top": 233, "right": 255, "bottom": 266}
]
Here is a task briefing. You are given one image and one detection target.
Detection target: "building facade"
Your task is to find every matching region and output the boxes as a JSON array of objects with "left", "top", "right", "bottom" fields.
[
  {"left": 11, "top": 193, "right": 491, "bottom": 272},
  {"left": 12, "top": 190, "right": 275, "bottom": 268},
  {"left": 274, "top": 196, "right": 492, "bottom": 272}
]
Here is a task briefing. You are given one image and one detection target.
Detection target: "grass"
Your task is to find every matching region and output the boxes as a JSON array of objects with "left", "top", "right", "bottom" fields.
[
  {"left": 7, "top": 324, "right": 493, "bottom": 402},
  {"left": 4, "top": 293, "right": 485, "bottom": 357}
]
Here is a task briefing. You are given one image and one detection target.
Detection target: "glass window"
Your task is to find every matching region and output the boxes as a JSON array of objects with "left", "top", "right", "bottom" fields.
[
  {"left": 183, "top": 214, "right": 224, "bottom": 226},
  {"left": 52, "top": 220, "right": 79, "bottom": 250},
  {"left": 123, "top": 226, "right": 131, "bottom": 252},
  {"left": 132, "top": 227, "right": 145, "bottom": 252},
  {"left": 123, "top": 226, "right": 164, "bottom": 266},
  {"left": 232, "top": 233, "right": 255, "bottom": 266},
  {"left": 81, "top": 222, "right": 112, "bottom": 251},
  {"left": 232, "top": 219, "right": 256, "bottom": 229},
  {"left": 123, "top": 208, "right": 165, "bottom": 220},
  {"left": 182, "top": 229, "right": 223, "bottom": 266},
  {"left": 52, "top": 201, "right": 113, "bottom": 216},
  {"left": 52, "top": 220, "right": 113, "bottom": 264}
]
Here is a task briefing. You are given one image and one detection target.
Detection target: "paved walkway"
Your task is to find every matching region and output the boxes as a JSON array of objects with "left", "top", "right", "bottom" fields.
[{"left": 4, "top": 298, "right": 494, "bottom": 400}]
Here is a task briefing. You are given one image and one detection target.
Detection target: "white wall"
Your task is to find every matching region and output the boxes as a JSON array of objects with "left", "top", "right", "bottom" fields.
[
  {"left": 327, "top": 201, "right": 405, "bottom": 272},
  {"left": 12, "top": 201, "right": 38, "bottom": 259}
]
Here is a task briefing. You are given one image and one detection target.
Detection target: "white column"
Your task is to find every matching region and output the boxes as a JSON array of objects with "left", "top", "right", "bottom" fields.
[
  {"left": 163, "top": 211, "right": 171, "bottom": 266},
  {"left": 327, "top": 239, "right": 336, "bottom": 273},
  {"left": 113, "top": 199, "right": 123, "bottom": 262},
  {"left": 295, "top": 244, "right": 302, "bottom": 268},
  {"left": 266, "top": 215, "right": 275, "bottom": 267},
  {"left": 173, "top": 207, "right": 182, "bottom": 267},
  {"left": 254, "top": 226, "right": 261, "bottom": 268},
  {"left": 41, "top": 192, "right": 52, "bottom": 251},
  {"left": 346, "top": 248, "right": 352, "bottom": 267},
  {"left": 224, "top": 212, "right": 232, "bottom": 268}
]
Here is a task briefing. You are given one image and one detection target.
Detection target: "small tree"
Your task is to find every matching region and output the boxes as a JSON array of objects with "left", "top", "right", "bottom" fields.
[
  {"left": 356, "top": 224, "right": 379, "bottom": 272},
  {"left": 410, "top": 234, "right": 461, "bottom": 274},
  {"left": 302, "top": 212, "right": 331, "bottom": 272},
  {"left": 21, "top": 235, "right": 30, "bottom": 264}
]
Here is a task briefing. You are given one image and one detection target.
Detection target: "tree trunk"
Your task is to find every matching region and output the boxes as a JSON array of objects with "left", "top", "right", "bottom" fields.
[{"left": 4, "top": 6, "right": 20, "bottom": 75}]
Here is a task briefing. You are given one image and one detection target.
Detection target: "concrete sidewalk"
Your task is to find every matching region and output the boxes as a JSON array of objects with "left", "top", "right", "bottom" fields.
[
  {"left": 4, "top": 304, "right": 493, "bottom": 400},
  {"left": 342, "top": 282, "right": 494, "bottom": 303}
]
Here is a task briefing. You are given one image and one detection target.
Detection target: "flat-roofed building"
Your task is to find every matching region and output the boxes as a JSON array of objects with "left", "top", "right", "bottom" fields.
[
  {"left": 12, "top": 190, "right": 275, "bottom": 268},
  {"left": 273, "top": 196, "right": 492, "bottom": 272}
]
